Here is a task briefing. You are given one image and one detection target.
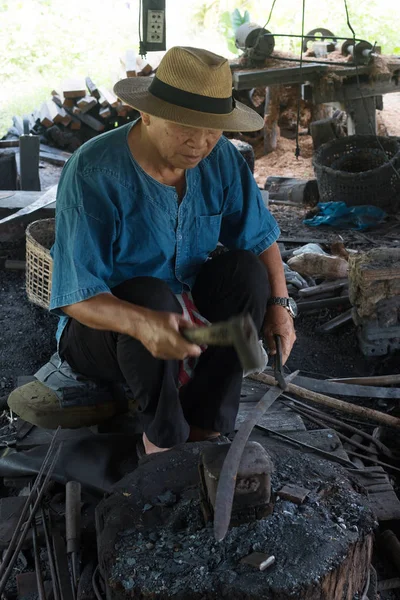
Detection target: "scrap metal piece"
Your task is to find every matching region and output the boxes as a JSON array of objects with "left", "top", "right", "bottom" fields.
[
  {"left": 213, "top": 370, "right": 299, "bottom": 542},
  {"left": 241, "top": 552, "right": 276, "bottom": 571},
  {"left": 52, "top": 530, "right": 75, "bottom": 600},
  {"left": 65, "top": 481, "right": 82, "bottom": 595},
  {"left": 277, "top": 484, "right": 311, "bottom": 505}
]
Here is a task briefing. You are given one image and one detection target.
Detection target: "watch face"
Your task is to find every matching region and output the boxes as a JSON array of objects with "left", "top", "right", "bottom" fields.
[{"left": 288, "top": 297, "right": 298, "bottom": 318}]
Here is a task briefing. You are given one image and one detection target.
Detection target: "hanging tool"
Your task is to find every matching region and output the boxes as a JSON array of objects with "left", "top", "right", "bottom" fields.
[
  {"left": 65, "top": 481, "right": 82, "bottom": 596},
  {"left": 213, "top": 369, "right": 299, "bottom": 542}
]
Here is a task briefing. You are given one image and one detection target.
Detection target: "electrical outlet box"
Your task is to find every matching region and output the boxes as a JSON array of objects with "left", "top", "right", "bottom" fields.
[
  {"left": 142, "top": 0, "right": 166, "bottom": 52},
  {"left": 147, "top": 10, "right": 164, "bottom": 44}
]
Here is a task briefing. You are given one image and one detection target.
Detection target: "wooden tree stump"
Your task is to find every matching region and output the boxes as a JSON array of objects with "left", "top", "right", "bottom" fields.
[{"left": 97, "top": 437, "right": 376, "bottom": 600}]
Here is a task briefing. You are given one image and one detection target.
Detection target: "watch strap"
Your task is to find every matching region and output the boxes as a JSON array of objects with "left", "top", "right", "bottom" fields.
[{"left": 268, "top": 297, "right": 290, "bottom": 308}]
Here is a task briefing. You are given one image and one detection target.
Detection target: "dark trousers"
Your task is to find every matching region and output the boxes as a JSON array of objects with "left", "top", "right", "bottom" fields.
[{"left": 59, "top": 250, "right": 270, "bottom": 447}]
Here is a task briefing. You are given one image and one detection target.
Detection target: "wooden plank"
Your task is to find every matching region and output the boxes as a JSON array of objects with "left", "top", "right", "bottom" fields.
[
  {"left": 99, "top": 86, "right": 119, "bottom": 108},
  {"left": 39, "top": 150, "right": 70, "bottom": 166},
  {"left": 40, "top": 100, "right": 59, "bottom": 128},
  {"left": 138, "top": 63, "right": 153, "bottom": 76},
  {"left": 347, "top": 466, "right": 400, "bottom": 521},
  {"left": 63, "top": 97, "right": 75, "bottom": 109},
  {"left": 329, "top": 374, "right": 400, "bottom": 386},
  {"left": 40, "top": 144, "right": 72, "bottom": 160},
  {"left": 5, "top": 259, "right": 26, "bottom": 270},
  {"left": 236, "top": 400, "right": 306, "bottom": 432},
  {"left": 233, "top": 64, "right": 328, "bottom": 90},
  {"left": 76, "top": 96, "right": 98, "bottom": 113},
  {"left": 285, "top": 428, "right": 350, "bottom": 461},
  {"left": 76, "top": 112, "right": 105, "bottom": 132},
  {"left": 98, "top": 94, "right": 109, "bottom": 108},
  {"left": 69, "top": 116, "right": 81, "bottom": 130},
  {"left": 0, "top": 140, "right": 19, "bottom": 148},
  {"left": 85, "top": 76, "right": 100, "bottom": 99},
  {"left": 125, "top": 49, "right": 137, "bottom": 77},
  {"left": 299, "top": 280, "right": 348, "bottom": 298},
  {"left": 52, "top": 94, "right": 63, "bottom": 108},
  {"left": 99, "top": 106, "right": 112, "bottom": 119},
  {"left": 53, "top": 106, "right": 71, "bottom": 126},
  {"left": 62, "top": 78, "right": 86, "bottom": 99},
  {"left": 293, "top": 375, "right": 400, "bottom": 399},
  {"left": 305, "top": 78, "right": 400, "bottom": 105}
]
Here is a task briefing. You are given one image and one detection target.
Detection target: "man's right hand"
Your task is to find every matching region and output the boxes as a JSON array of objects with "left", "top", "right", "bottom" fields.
[{"left": 136, "top": 310, "right": 202, "bottom": 360}]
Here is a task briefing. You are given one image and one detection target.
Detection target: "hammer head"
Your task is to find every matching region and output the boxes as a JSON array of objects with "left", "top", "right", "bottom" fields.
[
  {"left": 182, "top": 313, "right": 267, "bottom": 374},
  {"left": 230, "top": 313, "right": 267, "bottom": 374}
]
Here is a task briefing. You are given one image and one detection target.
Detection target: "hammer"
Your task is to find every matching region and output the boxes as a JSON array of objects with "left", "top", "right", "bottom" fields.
[{"left": 182, "top": 313, "right": 266, "bottom": 374}]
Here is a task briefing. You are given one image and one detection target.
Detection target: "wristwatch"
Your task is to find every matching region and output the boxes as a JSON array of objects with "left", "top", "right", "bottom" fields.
[{"left": 267, "top": 296, "right": 298, "bottom": 318}]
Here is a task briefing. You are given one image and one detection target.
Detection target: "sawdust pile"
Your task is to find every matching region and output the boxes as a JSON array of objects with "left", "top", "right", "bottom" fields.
[{"left": 253, "top": 136, "right": 315, "bottom": 187}]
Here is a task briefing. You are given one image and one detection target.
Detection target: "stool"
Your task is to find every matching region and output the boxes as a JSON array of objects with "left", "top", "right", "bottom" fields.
[{"left": 7, "top": 381, "right": 118, "bottom": 430}]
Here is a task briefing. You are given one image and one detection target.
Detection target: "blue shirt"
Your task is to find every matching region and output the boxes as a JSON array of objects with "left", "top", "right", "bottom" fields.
[{"left": 50, "top": 121, "right": 280, "bottom": 340}]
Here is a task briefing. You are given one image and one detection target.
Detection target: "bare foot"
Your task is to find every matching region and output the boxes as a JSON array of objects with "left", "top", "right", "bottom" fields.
[
  {"left": 188, "top": 427, "right": 220, "bottom": 442},
  {"left": 143, "top": 432, "right": 171, "bottom": 455}
]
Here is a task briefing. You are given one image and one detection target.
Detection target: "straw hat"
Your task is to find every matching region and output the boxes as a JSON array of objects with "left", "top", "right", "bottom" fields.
[{"left": 114, "top": 46, "right": 264, "bottom": 132}]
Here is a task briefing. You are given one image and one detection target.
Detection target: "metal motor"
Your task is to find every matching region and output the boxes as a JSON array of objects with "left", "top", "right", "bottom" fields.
[
  {"left": 235, "top": 22, "right": 275, "bottom": 64},
  {"left": 340, "top": 39, "right": 375, "bottom": 64}
]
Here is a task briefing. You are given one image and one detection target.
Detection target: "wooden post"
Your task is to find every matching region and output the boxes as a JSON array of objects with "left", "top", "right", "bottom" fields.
[
  {"left": 346, "top": 97, "right": 376, "bottom": 135},
  {"left": 264, "top": 86, "right": 280, "bottom": 154}
]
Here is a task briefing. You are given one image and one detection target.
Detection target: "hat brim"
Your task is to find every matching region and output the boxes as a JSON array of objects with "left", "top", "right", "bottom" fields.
[{"left": 114, "top": 78, "right": 264, "bottom": 132}]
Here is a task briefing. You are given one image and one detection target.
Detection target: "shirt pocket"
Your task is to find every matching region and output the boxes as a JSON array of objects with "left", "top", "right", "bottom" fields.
[{"left": 196, "top": 214, "right": 223, "bottom": 259}]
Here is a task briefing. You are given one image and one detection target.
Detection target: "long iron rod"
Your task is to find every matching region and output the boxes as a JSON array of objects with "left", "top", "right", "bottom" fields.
[
  {"left": 31, "top": 504, "right": 46, "bottom": 600},
  {"left": 0, "top": 427, "right": 61, "bottom": 581},
  {"left": 41, "top": 506, "right": 61, "bottom": 600},
  {"left": 0, "top": 443, "right": 62, "bottom": 595},
  {"left": 281, "top": 395, "right": 394, "bottom": 458}
]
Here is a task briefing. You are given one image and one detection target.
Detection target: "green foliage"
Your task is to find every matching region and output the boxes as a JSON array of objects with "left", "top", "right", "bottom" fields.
[
  {"left": 0, "top": 0, "right": 399, "bottom": 138},
  {"left": 219, "top": 8, "right": 250, "bottom": 54}
]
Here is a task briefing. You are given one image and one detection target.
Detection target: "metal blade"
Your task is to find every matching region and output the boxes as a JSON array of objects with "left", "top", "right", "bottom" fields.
[
  {"left": 0, "top": 185, "right": 57, "bottom": 225},
  {"left": 213, "top": 370, "right": 299, "bottom": 542}
]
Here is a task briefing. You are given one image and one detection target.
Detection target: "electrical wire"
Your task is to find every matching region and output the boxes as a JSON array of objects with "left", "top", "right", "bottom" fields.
[
  {"left": 261, "top": 0, "right": 278, "bottom": 30},
  {"left": 295, "top": 0, "right": 306, "bottom": 159},
  {"left": 138, "top": 0, "right": 145, "bottom": 57}
]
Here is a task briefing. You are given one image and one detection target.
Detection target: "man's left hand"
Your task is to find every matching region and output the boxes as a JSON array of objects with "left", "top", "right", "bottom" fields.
[{"left": 263, "top": 304, "right": 296, "bottom": 365}]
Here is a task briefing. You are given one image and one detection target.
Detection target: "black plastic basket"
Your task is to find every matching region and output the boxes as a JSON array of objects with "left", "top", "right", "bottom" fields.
[{"left": 313, "top": 135, "right": 400, "bottom": 213}]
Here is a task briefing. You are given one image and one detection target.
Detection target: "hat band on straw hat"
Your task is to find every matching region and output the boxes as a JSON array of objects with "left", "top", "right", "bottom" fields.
[{"left": 148, "top": 76, "right": 236, "bottom": 115}]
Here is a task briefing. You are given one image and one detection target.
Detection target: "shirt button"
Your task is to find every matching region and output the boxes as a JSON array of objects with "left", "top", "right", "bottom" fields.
[{"left": 177, "top": 234, "right": 183, "bottom": 241}]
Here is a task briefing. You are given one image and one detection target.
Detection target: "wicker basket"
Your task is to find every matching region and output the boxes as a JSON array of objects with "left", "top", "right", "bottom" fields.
[
  {"left": 26, "top": 218, "right": 55, "bottom": 309},
  {"left": 313, "top": 135, "right": 400, "bottom": 214}
]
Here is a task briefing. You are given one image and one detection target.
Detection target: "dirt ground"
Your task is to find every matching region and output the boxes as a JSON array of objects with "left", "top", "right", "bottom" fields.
[{"left": 253, "top": 92, "right": 400, "bottom": 187}]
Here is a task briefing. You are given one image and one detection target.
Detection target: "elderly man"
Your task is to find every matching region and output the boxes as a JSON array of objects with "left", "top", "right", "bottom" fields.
[{"left": 49, "top": 46, "right": 296, "bottom": 456}]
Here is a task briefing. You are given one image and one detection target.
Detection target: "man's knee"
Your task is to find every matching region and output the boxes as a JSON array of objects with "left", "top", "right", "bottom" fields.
[
  {"left": 218, "top": 249, "right": 269, "bottom": 289},
  {"left": 111, "top": 277, "right": 181, "bottom": 312}
]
